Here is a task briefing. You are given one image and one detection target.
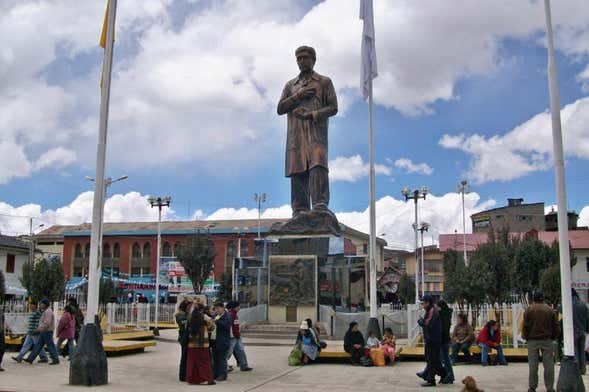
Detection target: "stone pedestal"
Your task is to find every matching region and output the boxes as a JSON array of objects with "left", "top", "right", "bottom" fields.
[
  {"left": 69, "top": 323, "right": 108, "bottom": 386},
  {"left": 267, "top": 235, "right": 344, "bottom": 324}
]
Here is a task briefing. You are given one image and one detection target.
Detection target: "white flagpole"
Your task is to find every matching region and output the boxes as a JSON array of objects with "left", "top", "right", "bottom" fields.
[
  {"left": 368, "top": 77, "right": 378, "bottom": 320},
  {"left": 86, "top": 0, "right": 117, "bottom": 324}
]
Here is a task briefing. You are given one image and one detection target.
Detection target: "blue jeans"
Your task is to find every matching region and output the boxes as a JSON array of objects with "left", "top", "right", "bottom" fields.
[
  {"left": 27, "top": 331, "right": 59, "bottom": 363},
  {"left": 226, "top": 337, "right": 249, "bottom": 369},
  {"left": 56, "top": 337, "right": 75, "bottom": 359},
  {"left": 16, "top": 334, "right": 47, "bottom": 361},
  {"left": 479, "top": 343, "right": 507, "bottom": 365},
  {"left": 213, "top": 347, "right": 228, "bottom": 379},
  {"left": 440, "top": 342, "right": 454, "bottom": 381},
  {"left": 574, "top": 335, "right": 586, "bottom": 375},
  {"left": 451, "top": 342, "right": 473, "bottom": 362}
]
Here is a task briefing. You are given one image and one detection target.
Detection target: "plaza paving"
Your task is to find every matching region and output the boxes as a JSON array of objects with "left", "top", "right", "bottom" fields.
[{"left": 2, "top": 332, "right": 588, "bottom": 392}]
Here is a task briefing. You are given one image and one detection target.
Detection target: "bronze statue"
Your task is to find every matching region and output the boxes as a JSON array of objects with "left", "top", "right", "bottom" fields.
[{"left": 274, "top": 46, "right": 341, "bottom": 235}]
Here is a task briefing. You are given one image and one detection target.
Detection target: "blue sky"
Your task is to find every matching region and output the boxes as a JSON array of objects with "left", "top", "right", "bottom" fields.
[{"left": 1, "top": 0, "right": 588, "bottom": 247}]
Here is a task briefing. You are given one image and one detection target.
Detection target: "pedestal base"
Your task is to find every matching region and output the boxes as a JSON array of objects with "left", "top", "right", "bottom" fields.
[
  {"left": 69, "top": 324, "right": 108, "bottom": 386},
  {"left": 270, "top": 210, "right": 342, "bottom": 236},
  {"left": 557, "top": 356, "right": 585, "bottom": 392}
]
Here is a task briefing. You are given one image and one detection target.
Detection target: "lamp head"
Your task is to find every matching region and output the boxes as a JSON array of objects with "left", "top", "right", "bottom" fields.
[
  {"left": 163, "top": 195, "right": 171, "bottom": 205},
  {"left": 147, "top": 196, "right": 155, "bottom": 205},
  {"left": 420, "top": 186, "right": 429, "bottom": 196},
  {"left": 401, "top": 187, "right": 411, "bottom": 197}
]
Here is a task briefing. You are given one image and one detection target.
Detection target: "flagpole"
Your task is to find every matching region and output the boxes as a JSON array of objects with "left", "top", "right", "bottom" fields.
[
  {"left": 544, "top": 0, "right": 584, "bottom": 389},
  {"left": 70, "top": 0, "right": 116, "bottom": 386},
  {"left": 368, "top": 78, "right": 378, "bottom": 322}
]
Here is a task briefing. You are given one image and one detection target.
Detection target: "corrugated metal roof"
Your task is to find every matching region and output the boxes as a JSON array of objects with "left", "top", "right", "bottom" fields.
[{"left": 0, "top": 234, "right": 30, "bottom": 250}]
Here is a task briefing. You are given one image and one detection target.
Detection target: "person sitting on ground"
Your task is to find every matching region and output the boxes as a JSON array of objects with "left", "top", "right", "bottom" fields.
[
  {"left": 296, "top": 320, "right": 320, "bottom": 364},
  {"left": 381, "top": 327, "right": 397, "bottom": 363},
  {"left": 366, "top": 330, "right": 381, "bottom": 348},
  {"left": 344, "top": 321, "right": 365, "bottom": 365},
  {"left": 476, "top": 320, "right": 507, "bottom": 366},
  {"left": 451, "top": 313, "right": 475, "bottom": 364}
]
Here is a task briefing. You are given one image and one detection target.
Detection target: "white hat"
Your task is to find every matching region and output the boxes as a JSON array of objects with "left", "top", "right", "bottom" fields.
[{"left": 300, "top": 320, "right": 309, "bottom": 330}]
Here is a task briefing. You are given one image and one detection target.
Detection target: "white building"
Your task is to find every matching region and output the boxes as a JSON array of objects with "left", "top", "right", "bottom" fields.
[{"left": 0, "top": 234, "right": 30, "bottom": 298}]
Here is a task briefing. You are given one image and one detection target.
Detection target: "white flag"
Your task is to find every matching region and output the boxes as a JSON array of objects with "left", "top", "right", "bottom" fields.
[{"left": 360, "top": 0, "right": 377, "bottom": 101}]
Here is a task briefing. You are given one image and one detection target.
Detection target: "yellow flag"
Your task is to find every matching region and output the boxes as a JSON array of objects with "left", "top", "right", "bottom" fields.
[{"left": 99, "top": 0, "right": 110, "bottom": 48}]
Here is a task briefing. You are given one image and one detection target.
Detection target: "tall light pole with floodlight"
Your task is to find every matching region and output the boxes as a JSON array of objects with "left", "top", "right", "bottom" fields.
[
  {"left": 414, "top": 222, "right": 429, "bottom": 297},
  {"left": 457, "top": 180, "right": 469, "bottom": 265},
  {"left": 148, "top": 195, "right": 171, "bottom": 337},
  {"left": 402, "top": 186, "right": 428, "bottom": 303},
  {"left": 253, "top": 193, "right": 267, "bottom": 239}
]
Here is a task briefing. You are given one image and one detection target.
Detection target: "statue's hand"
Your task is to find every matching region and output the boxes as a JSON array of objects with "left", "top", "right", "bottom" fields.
[
  {"left": 294, "top": 107, "right": 314, "bottom": 120},
  {"left": 295, "top": 87, "right": 316, "bottom": 101}
]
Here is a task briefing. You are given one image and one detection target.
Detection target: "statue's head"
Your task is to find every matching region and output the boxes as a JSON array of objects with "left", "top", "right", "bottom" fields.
[{"left": 295, "top": 45, "right": 316, "bottom": 73}]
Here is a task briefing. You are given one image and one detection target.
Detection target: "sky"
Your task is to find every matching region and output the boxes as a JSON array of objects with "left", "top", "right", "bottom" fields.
[{"left": 1, "top": 0, "right": 588, "bottom": 250}]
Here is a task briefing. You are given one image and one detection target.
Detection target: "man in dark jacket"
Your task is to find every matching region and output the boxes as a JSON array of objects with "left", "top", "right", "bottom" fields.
[
  {"left": 417, "top": 295, "right": 446, "bottom": 387},
  {"left": 523, "top": 291, "right": 559, "bottom": 392},
  {"left": 438, "top": 300, "right": 454, "bottom": 384},
  {"left": 572, "top": 289, "right": 589, "bottom": 374},
  {"left": 212, "top": 301, "right": 232, "bottom": 381}
]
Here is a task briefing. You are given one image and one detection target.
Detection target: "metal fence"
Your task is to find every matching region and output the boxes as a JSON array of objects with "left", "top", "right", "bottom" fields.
[{"left": 407, "top": 303, "right": 526, "bottom": 348}]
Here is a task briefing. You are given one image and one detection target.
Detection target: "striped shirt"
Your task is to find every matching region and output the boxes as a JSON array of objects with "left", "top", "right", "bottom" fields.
[{"left": 27, "top": 310, "right": 42, "bottom": 335}]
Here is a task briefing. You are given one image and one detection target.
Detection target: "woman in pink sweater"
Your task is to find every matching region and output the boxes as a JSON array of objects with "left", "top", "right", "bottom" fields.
[{"left": 56, "top": 305, "right": 76, "bottom": 360}]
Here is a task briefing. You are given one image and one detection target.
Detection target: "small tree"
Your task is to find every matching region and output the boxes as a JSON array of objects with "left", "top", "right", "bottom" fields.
[
  {"left": 540, "top": 264, "right": 562, "bottom": 306},
  {"left": 442, "top": 249, "right": 465, "bottom": 305},
  {"left": 20, "top": 259, "right": 65, "bottom": 303},
  {"left": 99, "top": 278, "right": 116, "bottom": 304},
  {"left": 176, "top": 232, "right": 216, "bottom": 294},
  {"left": 397, "top": 273, "right": 416, "bottom": 305},
  {"left": 514, "top": 237, "right": 554, "bottom": 302}
]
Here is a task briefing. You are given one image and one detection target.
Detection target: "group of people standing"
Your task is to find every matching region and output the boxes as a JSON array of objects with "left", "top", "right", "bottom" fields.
[
  {"left": 8, "top": 297, "right": 83, "bottom": 368},
  {"left": 175, "top": 298, "right": 252, "bottom": 386}
]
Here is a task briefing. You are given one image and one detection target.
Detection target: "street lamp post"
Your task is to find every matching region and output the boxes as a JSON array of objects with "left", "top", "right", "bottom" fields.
[
  {"left": 402, "top": 186, "right": 428, "bottom": 303},
  {"left": 457, "top": 180, "right": 469, "bottom": 265},
  {"left": 148, "top": 195, "right": 171, "bottom": 337},
  {"left": 253, "top": 193, "right": 267, "bottom": 306},
  {"left": 414, "top": 222, "right": 429, "bottom": 297},
  {"left": 28, "top": 219, "right": 44, "bottom": 265},
  {"left": 253, "top": 193, "right": 267, "bottom": 239},
  {"left": 87, "top": 175, "right": 128, "bottom": 279}
]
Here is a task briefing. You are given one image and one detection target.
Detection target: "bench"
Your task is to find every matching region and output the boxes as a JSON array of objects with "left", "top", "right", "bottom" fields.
[
  {"left": 318, "top": 345, "right": 403, "bottom": 362},
  {"left": 103, "top": 339, "right": 156, "bottom": 356}
]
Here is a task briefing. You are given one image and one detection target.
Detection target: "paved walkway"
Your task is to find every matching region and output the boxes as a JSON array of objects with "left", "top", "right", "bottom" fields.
[{"left": 1, "top": 332, "right": 588, "bottom": 392}]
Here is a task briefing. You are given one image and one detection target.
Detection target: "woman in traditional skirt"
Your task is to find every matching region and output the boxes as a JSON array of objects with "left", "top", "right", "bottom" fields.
[{"left": 186, "top": 301, "right": 216, "bottom": 385}]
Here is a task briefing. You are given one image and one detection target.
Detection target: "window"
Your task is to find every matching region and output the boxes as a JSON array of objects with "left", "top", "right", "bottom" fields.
[
  {"left": 143, "top": 242, "right": 151, "bottom": 258},
  {"left": 113, "top": 243, "right": 120, "bottom": 258},
  {"left": 163, "top": 241, "right": 172, "bottom": 257},
  {"left": 74, "top": 243, "right": 83, "bottom": 258},
  {"left": 103, "top": 243, "right": 111, "bottom": 258},
  {"left": 226, "top": 241, "right": 236, "bottom": 273},
  {"left": 84, "top": 243, "right": 90, "bottom": 257},
  {"left": 6, "top": 254, "right": 15, "bottom": 273},
  {"left": 132, "top": 242, "right": 141, "bottom": 258},
  {"left": 586, "top": 257, "right": 589, "bottom": 272},
  {"left": 173, "top": 243, "right": 181, "bottom": 257},
  {"left": 363, "top": 244, "right": 368, "bottom": 255},
  {"left": 240, "top": 240, "right": 249, "bottom": 257}
]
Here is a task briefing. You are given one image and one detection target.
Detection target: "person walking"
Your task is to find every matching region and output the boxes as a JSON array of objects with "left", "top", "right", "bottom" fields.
[
  {"left": 185, "top": 301, "right": 215, "bottom": 385},
  {"left": 572, "top": 288, "right": 589, "bottom": 374},
  {"left": 12, "top": 302, "right": 48, "bottom": 363},
  {"left": 417, "top": 295, "right": 446, "bottom": 387},
  {"left": 67, "top": 298, "right": 84, "bottom": 344},
  {"left": 55, "top": 305, "right": 76, "bottom": 360},
  {"left": 450, "top": 313, "right": 475, "bottom": 364},
  {"left": 476, "top": 320, "right": 507, "bottom": 366},
  {"left": 438, "top": 300, "right": 454, "bottom": 384},
  {"left": 175, "top": 299, "right": 191, "bottom": 382},
  {"left": 226, "top": 301, "right": 252, "bottom": 372},
  {"left": 523, "top": 291, "right": 559, "bottom": 392},
  {"left": 212, "top": 301, "right": 231, "bottom": 381},
  {"left": 25, "top": 299, "right": 59, "bottom": 365}
]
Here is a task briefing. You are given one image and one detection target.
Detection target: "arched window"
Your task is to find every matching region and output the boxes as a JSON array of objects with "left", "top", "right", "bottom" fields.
[
  {"left": 240, "top": 239, "right": 248, "bottom": 257},
  {"left": 74, "top": 243, "right": 83, "bottom": 258},
  {"left": 143, "top": 242, "right": 151, "bottom": 258},
  {"left": 132, "top": 242, "right": 141, "bottom": 258},
  {"left": 173, "top": 242, "right": 181, "bottom": 257},
  {"left": 113, "top": 243, "right": 120, "bottom": 258},
  {"left": 162, "top": 241, "right": 172, "bottom": 257},
  {"left": 84, "top": 243, "right": 90, "bottom": 257},
  {"left": 103, "top": 243, "right": 111, "bottom": 258},
  {"left": 225, "top": 241, "right": 236, "bottom": 273}
]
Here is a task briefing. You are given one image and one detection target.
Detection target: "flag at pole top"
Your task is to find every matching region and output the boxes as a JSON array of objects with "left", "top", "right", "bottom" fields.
[
  {"left": 100, "top": 0, "right": 112, "bottom": 48},
  {"left": 360, "top": 0, "right": 377, "bottom": 101}
]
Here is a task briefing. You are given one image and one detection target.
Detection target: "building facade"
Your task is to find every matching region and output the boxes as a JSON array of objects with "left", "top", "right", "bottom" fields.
[
  {"left": 0, "top": 235, "right": 30, "bottom": 298},
  {"left": 471, "top": 198, "right": 545, "bottom": 233}
]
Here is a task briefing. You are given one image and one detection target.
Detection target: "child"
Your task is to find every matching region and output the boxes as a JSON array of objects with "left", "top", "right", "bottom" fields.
[
  {"left": 366, "top": 330, "right": 381, "bottom": 348},
  {"left": 381, "top": 327, "right": 397, "bottom": 363}
]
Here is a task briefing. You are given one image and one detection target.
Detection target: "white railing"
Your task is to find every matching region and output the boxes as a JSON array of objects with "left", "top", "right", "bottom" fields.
[{"left": 105, "top": 303, "right": 150, "bottom": 334}]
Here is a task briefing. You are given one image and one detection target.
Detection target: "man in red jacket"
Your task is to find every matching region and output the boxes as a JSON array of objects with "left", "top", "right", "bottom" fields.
[
  {"left": 476, "top": 320, "right": 507, "bottom": 366},
  {"left": 226, "top": 301, "right": 252, "bottom": 372}
]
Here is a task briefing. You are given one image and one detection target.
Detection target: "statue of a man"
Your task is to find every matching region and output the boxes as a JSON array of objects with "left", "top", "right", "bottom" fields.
[{"left": 276, "top": 46, "right": 339, "bottom": 232}]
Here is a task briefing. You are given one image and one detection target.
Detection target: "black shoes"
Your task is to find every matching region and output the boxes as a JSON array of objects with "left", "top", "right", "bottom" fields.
[
  {"left": 440, "top": 377, "right": 454, "bottom": 384},
  {"left": 215, "top": 375, "right": 227, "bottom": 381},
  {"left": 421, "top": 381, "right": 436, "bottom": 387},
  {"left": 241, "top": 367, "right": 253, "bottom": 372}
]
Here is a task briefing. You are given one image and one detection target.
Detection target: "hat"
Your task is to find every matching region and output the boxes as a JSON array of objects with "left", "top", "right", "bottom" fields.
[
  {"left": 40, "top": 298, "right": 50, "bottom": 306},
  {"left": 300, "top": 320, "right": 309, "bottom": 330},
  {"left": 421, "top": 295, "right": 434, "bottom": 304}
]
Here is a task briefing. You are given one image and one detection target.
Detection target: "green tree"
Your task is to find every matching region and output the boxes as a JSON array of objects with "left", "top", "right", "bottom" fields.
[
  {"left": 176, "top": 232, "right": 217, "bottom": 294},
  {"left": 540, "top": 264, "right": 562, "bottom": 306},
  {"left": 397, "top": 273, "right": 416, "bottom": 305},
  {"left": 442, "top": 249, "right": 465, "bottom": 304},
  {"left": 20, "top": 259, "right": 65, "bottom": 303},
  {"left": 217, "top": 272, "right": 232, "bottom": 302},
  {"left": 514, "top": 237, "right": 554, "bottom": 300},
  {"left": 99, "top": 278, "right": 116, "bottom": 304}
]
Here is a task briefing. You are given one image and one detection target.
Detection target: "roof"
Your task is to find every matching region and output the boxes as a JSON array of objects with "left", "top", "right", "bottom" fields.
[
  {"left": 0, "top": 234, "right": 30, "bottom": 250},
  {"left": 439, "top": 230, "right": 589, "bottom": 252},
  {"left": 471, "top": 202, "right": 544, "bottom": 217},
  {"left": 38, "top": 219, "right": 387, "bottom": 246}
]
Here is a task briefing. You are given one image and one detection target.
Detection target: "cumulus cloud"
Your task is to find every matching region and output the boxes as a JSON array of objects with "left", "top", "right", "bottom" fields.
[
  {"left": 329, "top": 155, "right": 391, "bottom": 182},
  {"left": 393, "top": 158, "right": 433, "bottom": 175},
  {"left": 579, "top": 206, "right": 589, "bottom": 227},
  {"left": 439, "top": 97, "right": 589, "bottom": 183},
  {"left": 32, "top": 147, "right": 77, "bottom": 171},
  {"left": 2, "top": 1, "right": 589, "bottom": 182}
]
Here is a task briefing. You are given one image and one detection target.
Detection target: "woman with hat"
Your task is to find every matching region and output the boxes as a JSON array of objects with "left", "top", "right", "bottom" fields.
[{"left": 296, "top": 320, "right": 320, "bottom": 364}]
